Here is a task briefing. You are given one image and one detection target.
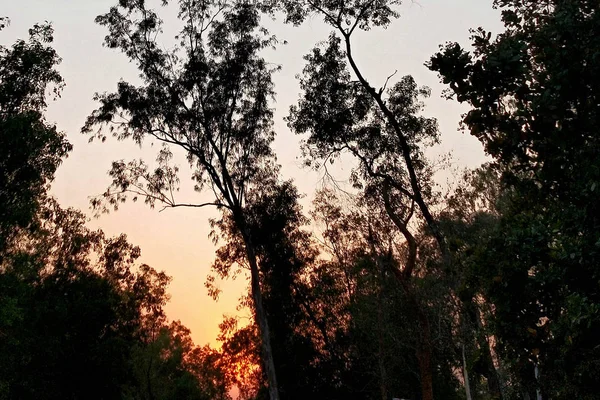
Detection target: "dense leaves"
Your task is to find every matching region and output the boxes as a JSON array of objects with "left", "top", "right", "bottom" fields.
[
  {"left": 430, "top": 0, "right": 600, "bottom": 397},
  {"left": 0, "top": 22, "right": 71, "bottom": 250},
  {"left": 84, "top": 0, "right": 278, "bottom": 212}
]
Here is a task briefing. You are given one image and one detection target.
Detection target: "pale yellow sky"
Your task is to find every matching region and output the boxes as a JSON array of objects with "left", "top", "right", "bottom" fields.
[{"left": 2, "top": 0, "right": 502, "bottom": 347}]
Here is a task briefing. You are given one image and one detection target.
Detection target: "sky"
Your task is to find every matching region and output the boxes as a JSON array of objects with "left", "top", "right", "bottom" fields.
[{"left": 2, "top": 0, "right": 503, "bottom": 348}]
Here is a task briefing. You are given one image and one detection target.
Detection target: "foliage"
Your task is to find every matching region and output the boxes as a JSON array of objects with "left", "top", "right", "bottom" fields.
[
  {"left": 284, "top": 2, "right": 448, "bottom": 398},
  {"left": 209, "top": 180, "right": 333, "bottom": 399},
  {"left": 0, "top": 22, "right": 71, "bottom": 250},
  {"left": 83, "top": 0, "right": 279, "bottom": 214},
  {"left": 308, "top": 189, "right": 463, "bottom": 400},
  {"left": 0, "top": 199, "right": 229, "bottom": 400},
  {"left": 0, "top": 22, "right": 229, "bottom": 400},
  {"left": 128, "top": 321, "right": 230, "bottom": 400},
  {"left": 83, "top": 1, "right": 287, "bottom": 397},
  {"left": 5, "top": 1, "right": 600, "bottom": 399},
  {"left": 430, "top": 1, "right": 600, "bottom": 397}
]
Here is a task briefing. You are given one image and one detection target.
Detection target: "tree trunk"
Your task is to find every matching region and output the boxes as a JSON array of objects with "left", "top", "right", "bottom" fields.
[
  {"left": 473, "top": 304, "right": 503, "bottom": 399},
  {"left": 534, "top": 364, "right": 542, "bottom": 400},
  {"left": 243, "top": 234, "right": 280, "bottom": 400},
  {"left": 381, "top": 186, "right": 434, "bottom": 399},
  {"left": 462, "top": 343, "right": 473, "bottom": 400},
  {"left": 377, "top": 258, "right": 389, "bottom": 400},
  {"left": 416, "top": 305, "right": 435, "bottom": 400},
  {"left": 379, "top": 235, "right": 435, "bottom": 399},
  {"left": 479, "top": 335, "right": 503, "bottom": 399}
]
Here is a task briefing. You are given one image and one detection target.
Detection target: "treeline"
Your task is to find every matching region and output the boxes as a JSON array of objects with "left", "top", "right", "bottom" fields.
[
  {"left": 0, "top": 20, "right": 230, "bottom": 400},
  {"left": 1, "top": 1, "right": 599, "bottom": 400}
]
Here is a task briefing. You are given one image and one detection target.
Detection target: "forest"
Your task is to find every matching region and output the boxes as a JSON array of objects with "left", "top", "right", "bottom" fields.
[{"left": 1, "top": 1, "right": 599, "bottom": 399}]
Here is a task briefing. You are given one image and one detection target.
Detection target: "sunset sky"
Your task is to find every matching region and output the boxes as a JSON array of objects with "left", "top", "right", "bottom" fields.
[{"left": 2, "top": 0, "right": 503, "bottom": 348}]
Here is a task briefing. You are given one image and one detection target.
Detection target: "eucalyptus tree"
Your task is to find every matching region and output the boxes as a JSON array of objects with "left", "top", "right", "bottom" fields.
[
  {"left": 282, "top": 0, "right": 447, "bottom": 255},
  {"left": 282, "top": 1, "right": 447, "bottom": 398},
  {"left": 83, "top": 1, "right": 283, "bottom": 398}
]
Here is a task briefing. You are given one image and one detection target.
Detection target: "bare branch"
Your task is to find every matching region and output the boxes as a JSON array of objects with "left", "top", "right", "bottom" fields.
[
  {"left": 159, "top": 201, "right": 228, "bottom": 212},
  {"left": 380, "top": 69, "right": 398, "bottom": 95}
]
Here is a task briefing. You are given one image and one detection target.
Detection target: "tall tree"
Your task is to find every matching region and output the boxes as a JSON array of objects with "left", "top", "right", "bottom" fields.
[
  {"left": 282, "top": 0, "right": 447, "bottom": 255},
  {"left": 430, "top": 1, "right": 600, "bottom": 397},
  {"left": 282, "top": 2, "right": 448, "bottom": 397},
  {"left": 83, "top": 1, "right": 283, "bottom": 398}
]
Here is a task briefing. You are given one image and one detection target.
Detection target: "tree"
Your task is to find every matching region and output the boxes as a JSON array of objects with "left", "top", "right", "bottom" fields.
[
  {"left": 212, "top": 184, "right": 464, "bottom": 399},
  {"left": 128, "top": 321, "right": 230, "bottom": 400},
  {"left": 83, "top": 1, "right": 284, "bottom": 398},
  {"left": 0, "top": 197, "right": 228, "bottom": 400},
  {"left": 306, "top": 189, "right": 463, "bottom": 400},
  {"left": 282, "top": 2, "right": 449, "bottom": 397},
  {"left": 282, "top": 0, "right": 447, "bottom": 254},
  {"left": 429, "top": 1, "right": 600, "bottom": 397},
  {"left": 216, "top": 316, "right": 265, "bottom": 400},
  {"left": 0, "top": 20, "right": 71, "bottom": 252},
  {"left": 209, "top": 180, "right": 349, "bottom": 399}
]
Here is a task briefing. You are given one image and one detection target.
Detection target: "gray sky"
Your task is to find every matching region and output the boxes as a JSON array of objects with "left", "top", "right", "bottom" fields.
[{"left": 2, "top": 0, "right": 503, "bottom": 346}]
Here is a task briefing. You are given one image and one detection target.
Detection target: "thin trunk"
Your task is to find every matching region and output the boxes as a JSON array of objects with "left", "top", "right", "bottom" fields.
[
  {"left": 376, "top": 256, "right": 389, "bottom": 400},
  {"left": 242, "top": 230, "right": 279, "bottom": 400},
  {"left": 479, "top": 335, "right": 503, "bottom": 399},
  {"left": 462, "top": 343, "right": 473, "bottom": 400},
  {"left": 382, "top": 182, "right": 417, "bottom": 279},
  {"left": 535, "top": 364, "right": 542, "bottom": 400}
]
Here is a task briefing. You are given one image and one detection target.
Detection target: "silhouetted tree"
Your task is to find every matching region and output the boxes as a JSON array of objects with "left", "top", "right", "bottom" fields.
[
  {"left": 282, "top": 2, "right": 449, "bottom": 397},
  {"left": 209, "top": 180, "right": 344, "bottom": 399},
  {"left": 430, "top": 1, "right": 600, "bottom": 397},
  {"left": 0, "top": 21, "right": 71, "bottom": 253},
  {"left": 82, "top": 2, "right": 284, "bottom": 397},
  {"left": 0, "top": 198, "right": 228, "bottom": 400}
]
